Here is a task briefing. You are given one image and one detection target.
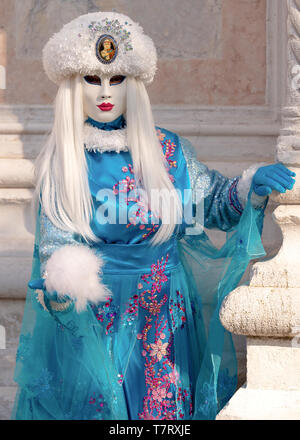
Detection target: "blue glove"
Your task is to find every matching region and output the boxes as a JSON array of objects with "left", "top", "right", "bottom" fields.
[
  {"left": 28, "top": 278, "right": 73, "bottom": 312},
  {"left": 28, "top": 278, "right": 46, "bottom": 290},
  {"left": 252, "top": 163, "right": 296, "bottom": 196}
]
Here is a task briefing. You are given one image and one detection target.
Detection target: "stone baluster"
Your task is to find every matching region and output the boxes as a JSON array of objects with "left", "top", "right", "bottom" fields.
[{"left": 216, "top": 0, "right": 300, "bottom": 420}]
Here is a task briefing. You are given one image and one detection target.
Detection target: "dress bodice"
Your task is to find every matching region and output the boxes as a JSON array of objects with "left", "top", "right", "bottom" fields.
[
  {"left": 85, "top": 128, "right": 190, "bottom": 244},
  {"left": 39, "top": 122, "right": 253, "bottom": 274}
]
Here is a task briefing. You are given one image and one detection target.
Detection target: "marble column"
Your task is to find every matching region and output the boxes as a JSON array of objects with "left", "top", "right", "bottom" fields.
[{"left": 217, "top": 0, "right": 300, "bottom": 420}]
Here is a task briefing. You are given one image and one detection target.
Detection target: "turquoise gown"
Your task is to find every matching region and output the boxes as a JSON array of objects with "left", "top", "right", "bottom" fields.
[{"left": 12, "top": 116, "right": 268, "bottom": 420}]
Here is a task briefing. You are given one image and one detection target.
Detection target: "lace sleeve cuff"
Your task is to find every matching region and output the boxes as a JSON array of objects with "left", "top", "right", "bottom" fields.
[{"left": 228, "top": 177, "right": 244, "bottom": 215}]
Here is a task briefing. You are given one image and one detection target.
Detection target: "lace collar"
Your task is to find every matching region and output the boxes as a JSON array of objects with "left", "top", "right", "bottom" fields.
[{"left": 83, "top": 116, "right": 129, "bottom": 153}]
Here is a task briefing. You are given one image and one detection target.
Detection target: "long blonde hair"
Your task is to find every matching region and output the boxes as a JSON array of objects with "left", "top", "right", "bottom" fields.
[{"left": 34, "top": 75, "right": 182, "bottom": 245}]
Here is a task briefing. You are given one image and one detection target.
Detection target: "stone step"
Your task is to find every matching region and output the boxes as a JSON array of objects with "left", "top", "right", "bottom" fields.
[
  {"left": 0, "top": 188, "right": 33, "bottom": 204},
  {"left": 0, "top": 258, "right": 32, "bottom": 298},
  {"left": 0, "top": 159, "right": 34, "bottom": 188},
  {"left": 0, "top": 133, "right": 46, "bottom": 159},
  {"left": 216, "top": 387, "right": 300, "bottom": 420},
  {"left": 0, "top": 387, "right": 17, "bottom": 420},
  {"left": 0, "top": 348, "right": 17, "bottom": 387},
  {"left": 0, "top": 299, "right": 25, "bottom": 345},
  {"left": 0, "top": 238, "right": 33, "bottom": 256}
]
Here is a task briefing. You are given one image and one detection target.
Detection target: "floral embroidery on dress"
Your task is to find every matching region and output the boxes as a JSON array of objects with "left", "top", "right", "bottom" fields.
[
  {"left": 217, "top": 368, "right": 237, "bottom": 410},
  {"left": 64, "top": 392, "right": 110, "bottom": 420},
  {"left": 121, "top": 294, "right": 139, "bottom": 327},
  {"left": 113, "top": 161, "right": 160, "bottom": 239},
  {"left": 88, "top": 392, "right": 107, "bottom": 413},
  {"left": 134, "top": 254, "right": 192, "bottom": 420},
  {"left": 157, "top": 130, "right": 178, "bottom": 183},
  {"left": 121, "top": 163, "right": 134, "bottom": 174},
  {"left": 196, "top": 381, "right": 217, "bottom": 419},
  {"left": 117, "top": 373, "right": 124, "bottom": 385},
  {"left": 91, "top": 297, "right": 119, "bottom": 335},
  {"left": 156, "top": 129, "right": 166, "bottom": 142},
  {"left": 169, "top": 290, "right": 186, "bottom": 330},
  {"left": 16, "top": 333, "right": 32, "bottom": 362},
  {"left": 196, "top": 370, "right": 237, "bottom": 418},
  {"left": 111, "top": 133, "right": 178, "bottom": 238},
  {"left": 140, "top": 255, "right": 169, "bottom": 293},
  {"left": 139, "top": 222, "right": 160, "bottom": 241},
  {"left": 29, "top": 367, "right": 53, "bottom": 398},
  {"left": 113, "top": 175, "right": 136, "bottom": 195},
  {"left": 113, "top": 161, "right": 136, "bottom": 196},
  {"left": 149, "top": 338, "right": 168, "bottom": 361}
]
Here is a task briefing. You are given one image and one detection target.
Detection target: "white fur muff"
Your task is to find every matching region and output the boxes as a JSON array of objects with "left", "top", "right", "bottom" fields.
[{"left": 44, "top": 244, "right": 111, "bottom": 313}]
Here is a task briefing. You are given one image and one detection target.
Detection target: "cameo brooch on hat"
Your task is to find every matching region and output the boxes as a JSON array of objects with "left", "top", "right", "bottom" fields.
[{"left": 96, "top": 34, "right": 118, "bottom": 64}]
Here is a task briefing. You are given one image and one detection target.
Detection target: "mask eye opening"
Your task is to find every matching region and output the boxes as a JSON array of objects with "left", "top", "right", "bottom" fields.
[
  {"left": 84, "top": 75, "right": 101, "bottom": 85},
  {"left": 109, "top": 75, "right": 126, "bottom": 86}
]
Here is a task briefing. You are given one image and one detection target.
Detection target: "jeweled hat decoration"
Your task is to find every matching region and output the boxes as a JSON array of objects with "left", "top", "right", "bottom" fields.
[
  {"left": 95, "top": 34, "right": 118, "bottom": 64},
  {"left": 42, "top": 11, "right": 157, "bottom": 85}
]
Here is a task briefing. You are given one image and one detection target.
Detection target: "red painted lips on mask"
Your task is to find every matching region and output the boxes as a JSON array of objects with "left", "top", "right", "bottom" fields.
[{"left": 97, "top": 103, "right": 115, "bottom": 111}]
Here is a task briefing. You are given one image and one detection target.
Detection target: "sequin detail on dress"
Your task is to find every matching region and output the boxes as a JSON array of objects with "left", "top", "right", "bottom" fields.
[
  {"left": 228, "top": 177, "right": 243, "bottom": 215},
  {"left": 157, "top": 129, "right": 177, "bottom": 183},
  {"left": 135, "top": 254, "right": 192, "bottom": 420},
  {"left": 91, "top": 297, "right": 119, "bottom": 335}
]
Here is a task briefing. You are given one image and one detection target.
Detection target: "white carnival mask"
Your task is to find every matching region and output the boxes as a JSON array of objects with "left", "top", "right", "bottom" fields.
[{"left": 81, "top": 74, "right": 127, "bottom": 123}]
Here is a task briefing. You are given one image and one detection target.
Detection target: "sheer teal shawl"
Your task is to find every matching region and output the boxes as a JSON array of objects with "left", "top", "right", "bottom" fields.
[{"left": 11, "top": 181, "right": 267, "bottom": 420}]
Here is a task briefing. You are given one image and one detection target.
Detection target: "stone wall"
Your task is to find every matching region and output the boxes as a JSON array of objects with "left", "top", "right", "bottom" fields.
[
  {"left": 0, "top": 0, "right": 266, "bottom": 105},
  {"left": 0, "top": 0, "right": 283, "bottom": 420}
]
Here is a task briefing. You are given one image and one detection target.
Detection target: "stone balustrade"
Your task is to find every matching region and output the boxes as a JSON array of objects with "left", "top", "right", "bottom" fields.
[{"left": 217, "top": 0, "right": 300, "bottom": 420}]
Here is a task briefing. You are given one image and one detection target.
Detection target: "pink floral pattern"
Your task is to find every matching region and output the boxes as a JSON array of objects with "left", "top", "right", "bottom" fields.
[
  {"left": 134, "top": 254, "right": 192, "bottom": 420},
  {"left": 110, "top": 132, "right": 178, "bottom": 241},
  {"left": 90, "top": 297, "right": 118, "bottom": 335},
  {"left": 90, "top": 250, "right": 192, "bottom": 419},
  {"left": 121, "top": 294, "right": 139, "bottom": 327},
  {"left": 150, "top": 338, "right": 169, "bottom": 361},
  {"left": 156, "top": 129, "right": 166, "bottom": 142},
  {"left": 156, "top": 129, "right": 178, "bottom": 183},
  {"left": 140, "top": 255, "right": 169, "bottom": 294},
  {"left": 169, "top": 290, "right": 187, "bottom": 330},
  {"left": 113, "top": 161, "right": 159, "bottom": 237},
  {"left": 88, "top": 392, "right": 107, "bottom": 415}
]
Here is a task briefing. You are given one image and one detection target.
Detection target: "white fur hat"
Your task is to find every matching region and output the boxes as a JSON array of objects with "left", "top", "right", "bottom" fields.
[{"left": 42, "top": 11, "right": 157, "bottom": 85}]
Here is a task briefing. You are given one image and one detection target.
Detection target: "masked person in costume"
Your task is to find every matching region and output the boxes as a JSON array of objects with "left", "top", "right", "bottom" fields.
[{"left": 12, "top": 12, "right": 296, "bottom": 421}]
